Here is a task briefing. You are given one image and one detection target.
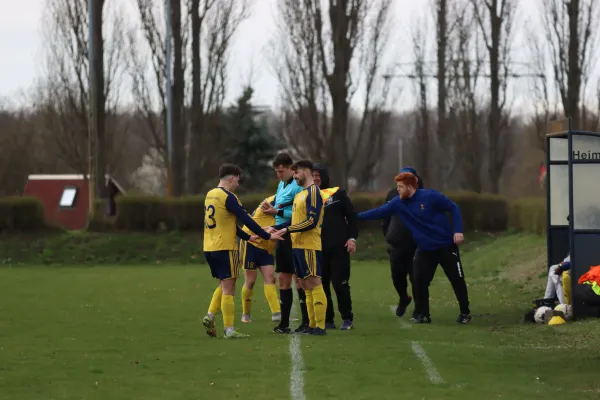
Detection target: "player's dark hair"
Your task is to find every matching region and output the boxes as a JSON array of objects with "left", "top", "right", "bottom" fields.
[
  {"left": 272, "top": 152, "right": 294, "bottom": 168},
  {"left": 292, "top": 160, "right": 314, "bottom": 172},
  {"left": 219, "top": 163, "right": 243, "bottom": 179}
]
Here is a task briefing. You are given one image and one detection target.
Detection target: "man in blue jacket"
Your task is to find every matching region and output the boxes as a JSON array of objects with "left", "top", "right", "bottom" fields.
[{"left": 358, "top": 172, "right": 471, "bottom": 324}]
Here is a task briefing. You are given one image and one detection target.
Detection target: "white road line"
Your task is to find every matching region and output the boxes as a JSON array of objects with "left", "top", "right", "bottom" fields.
[
  {"left": 389, "top": 305, "right": 412, "bottom": 329},
  {"left": 289, "top": 293, "right": 306, "bottom": 400},
  {"left": 411, "top": 341, "right": 445, "bottom": 384}
]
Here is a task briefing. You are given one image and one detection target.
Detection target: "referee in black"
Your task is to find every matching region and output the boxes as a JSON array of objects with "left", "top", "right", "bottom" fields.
[
  {"left": 382, "top": 166, "right": 424, "bottom": 319},
  {"left": 313, "top": 164, "right": 358, "bottom": 331}
]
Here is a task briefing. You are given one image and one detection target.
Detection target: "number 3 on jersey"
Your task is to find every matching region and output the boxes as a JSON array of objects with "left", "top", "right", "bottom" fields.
[{"left": 205, "top": 205, "right": 216, "bottom": 229}]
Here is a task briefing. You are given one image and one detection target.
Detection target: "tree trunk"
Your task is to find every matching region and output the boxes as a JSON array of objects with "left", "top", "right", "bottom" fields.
[
  {"left": 488, "top": 0, "right": 501, "bottom": 193},
  {"left": 90, "top": 0, "right": 107, "bottom": 200},
  {"left": 436, "top": 0, "right": 448, "bottom": 190},
  {"left": 567, "top": 0, "right": 581, "bottom": 128},
  {"left": 170, "top": 0, "right": 186, "bottom": 196},
  {"left": 187, "top": 0, "right": 202, "bottom": 194}
]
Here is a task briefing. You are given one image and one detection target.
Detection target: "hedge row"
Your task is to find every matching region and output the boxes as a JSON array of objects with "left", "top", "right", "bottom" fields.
[
  {"left": 1, "top": 192, "right": 545, "bottom": 234},
  {"left": 95, "top": 191, "right": 509, "bottom": 232},
  {"left": 508, "top": 197, "right": 546, "bottom": 234}
]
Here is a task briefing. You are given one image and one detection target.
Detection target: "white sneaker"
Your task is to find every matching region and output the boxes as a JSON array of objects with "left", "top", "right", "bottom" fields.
[
  {"left": 241, "top": 314, "right": 252, "bottom": 323},
  {"left": 272, "top": 312, "right": 281, "bottom": 322}
]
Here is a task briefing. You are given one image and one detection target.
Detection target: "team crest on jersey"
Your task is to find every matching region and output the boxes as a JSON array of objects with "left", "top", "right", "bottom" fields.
[{"left": 420, "top": 204, "right": 424, "bottom": 210}]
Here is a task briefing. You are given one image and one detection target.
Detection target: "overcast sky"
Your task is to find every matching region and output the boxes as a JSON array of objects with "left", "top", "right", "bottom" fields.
[{"left": 0, "top": 0, "right": 593, "bottom": 115}]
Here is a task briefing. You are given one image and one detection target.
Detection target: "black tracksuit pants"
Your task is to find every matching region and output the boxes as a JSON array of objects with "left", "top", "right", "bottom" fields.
[
  {"left": 322, "top": 245, "right": 353, "bottom": 323},
  {"left": 413, "top": 244, "right": 470, "bottom": 317},
  {"left": 388, "top": 246, "right": 416, "bottom": 304}
]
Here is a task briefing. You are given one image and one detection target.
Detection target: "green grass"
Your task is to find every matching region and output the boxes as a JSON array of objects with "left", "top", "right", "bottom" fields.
[
  {"left": 1, "top": 233, "right": 600, "bottom": 399},
  {"left": 0, "top": 228, "right": 397, "bottom": 265}
]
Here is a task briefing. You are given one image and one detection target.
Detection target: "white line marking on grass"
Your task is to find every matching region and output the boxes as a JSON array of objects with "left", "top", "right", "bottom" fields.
[
  {"left": 389, "top": 305, "right": 412, "bottom": 329},
  {"left": 289, "top": 292, "right": 306, "bottom": 400},
  {"left": 289, "top": 334, "right": 305, "bottom": 400},
  {"left": 411, "top": 341, "right": 445, "bottom": 384}
]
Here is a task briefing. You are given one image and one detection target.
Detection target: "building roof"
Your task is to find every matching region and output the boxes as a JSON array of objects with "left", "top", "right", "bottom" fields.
[{"left": 27, "top": 174, "right": 126, "bottom": 194}]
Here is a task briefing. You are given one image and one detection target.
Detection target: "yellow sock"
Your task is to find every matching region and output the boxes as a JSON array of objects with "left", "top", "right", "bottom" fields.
[
  {"left": 242, "top": 286, "right": 253, "bottom": 315},
  {"left": 264, "top": 284, "right": 281, "bottom": 313},
  {"left": 311, "top": 285, "right": 327, "bottom": 329},
  {"left": 563, "top": 272, "right": 572, "bottom": 305},
  {"left": 305, "top": 289, "right": 316, "bottom": 328},
  {"left": 222, "top": 294, "right": 235, "bottom": 329},
  {"left": 208, "top": 285, "right": 223, "bottom": 315}
]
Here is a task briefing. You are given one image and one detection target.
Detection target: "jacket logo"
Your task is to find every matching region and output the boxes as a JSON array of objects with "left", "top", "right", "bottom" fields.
[
  {"left": 326, "top": 197, "right": 333, "bottom": 205},
  {"left": 420, "top": 204, "right": 424, "bottom": 210}
]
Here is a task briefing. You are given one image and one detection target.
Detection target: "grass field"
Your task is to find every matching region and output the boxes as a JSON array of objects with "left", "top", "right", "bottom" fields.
[{"left": 2, "top": 233, "right": 600, "bottom": 399}]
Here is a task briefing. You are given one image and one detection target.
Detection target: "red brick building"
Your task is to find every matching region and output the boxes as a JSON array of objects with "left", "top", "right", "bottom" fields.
[{"left": 23, "top": 174, "right": 125, "bottom": 230}]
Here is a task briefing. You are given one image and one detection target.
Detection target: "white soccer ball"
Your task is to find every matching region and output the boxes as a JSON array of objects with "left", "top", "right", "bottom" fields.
[
  {"left": 554, "top": 304, "right": 572, "bottom": 320},
  {"left": 534, "top": 306, "right": 552, "bottom": 324}
]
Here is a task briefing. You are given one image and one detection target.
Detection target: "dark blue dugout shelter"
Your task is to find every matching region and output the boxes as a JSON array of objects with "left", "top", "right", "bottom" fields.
[{"left": 546, "top": 118, "right": 600, "bottom": 319}]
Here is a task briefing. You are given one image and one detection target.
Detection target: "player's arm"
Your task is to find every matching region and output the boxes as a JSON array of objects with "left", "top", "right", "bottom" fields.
[
  {"left": 430, "top": 190, "right": 463, "bottom": 233},
  {"left": 339, "top": 189, "right": 359, "bottom": 240},
  {"left": 357, "top": 196, "right": 399, "bottom": 221},
  {"left": 225, "top": 195, "right": 271, "bottom": 240},
  {"left": 284, "top": 186, "right": 323, "bottom": 233},
  {"left": 236, "top": 225, "right": 251, "bottom": 241}
]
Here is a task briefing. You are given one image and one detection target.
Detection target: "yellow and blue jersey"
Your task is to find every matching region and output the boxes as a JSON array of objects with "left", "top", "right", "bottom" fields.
[
  {"left": 203, "top": 187, "right": 271, "bottom": 252},
  {"left": 242, "top": 195, "right": 276, "bottom": 254},
  {"left": 275, "top": 184, "right": 324, "bottom": 250}
]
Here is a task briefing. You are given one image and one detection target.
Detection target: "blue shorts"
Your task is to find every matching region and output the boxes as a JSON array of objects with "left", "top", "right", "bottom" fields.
[
  {"left": 292, "top": 249, "right": 322, "bottom": 279},
  {"left": 239, "top": 240, "right": 274, "bottom": 270},
  {"left": 204, "top": 250, "right": 240, "bottom": 280}
]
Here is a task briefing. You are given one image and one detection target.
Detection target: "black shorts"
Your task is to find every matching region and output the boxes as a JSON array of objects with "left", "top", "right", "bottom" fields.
[
  {"left": 204, "top": 250, "right": 240, "bottom": 280},
  {"left": 275, "top": 233, "right": 295, "bottom": 274},
  {"left": 239, "top": 240, "right": 275, "bottom": 270}
]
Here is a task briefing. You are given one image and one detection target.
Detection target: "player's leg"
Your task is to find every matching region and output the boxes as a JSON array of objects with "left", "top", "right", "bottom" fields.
[
  {"left": 330, "top": 245, "right": 353, "bottom": 330},
  {"left": 202, "top": 251, "right": 222, "bottom": 337},
  {"left": 274, "top": 234, "right": 295, "bottom": 333},
  {"left": 257, "top": 249, "right": 281, "bottom": 320},
  {"left": 390, "top": 247, "right": 414, "bottom": 317},
  {"left": 438, "top": 244, "right": 471, "bottom": 324},
  {"left": 321, "top": 247, "right": 335, "bottom": 328},
  {"left": 241, "top": 269, "right": 257, "bottom": 323},
  {"left": 294, "top": 275, "right": 310, "bottom": 331},
  {"left": 301, "top": 249, "right": 327, "bottom": 335},
  {"left": 220, "top": 250, "right": 248, "bottom": 338},
  {"left": 411, "top": 248, "right": 437, "bottom": 323},
  {"left": 240, "top": 240, "right": 256, "bottom": 323}
]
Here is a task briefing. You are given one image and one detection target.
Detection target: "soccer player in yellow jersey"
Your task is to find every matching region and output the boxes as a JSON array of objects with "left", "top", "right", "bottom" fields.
[
  {"left": 238, "top": 194, "right": 281, "bottom": 323},
  {"left": 271, "top": 160, "right": 328, "bottom": 335},
  {"left": 202, "top": 164, "right": 283, "bottom": 339}
]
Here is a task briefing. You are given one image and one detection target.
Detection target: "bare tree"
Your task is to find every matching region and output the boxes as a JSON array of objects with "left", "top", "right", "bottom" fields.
[
  {"left": 273, "top": 0, "right": 394, "bottom": 188},
  {"left": 540, "top": 0, "right": 600, "bottom": 129},
  {"left": 39, "top": 0, "right": 128, "bottom": 189},
  {"left": 434, "top": 0, "right": 449, "bottom": 190},
  {"left": 471, "top": 0, "right": 516, "bottom": 193},
  {"left": 187, "top": 0, "right": 249, "bottom": 194},
  {"left": 410, "top": 16, "right": 431, "bottom": 184},
  {"left": 447, "top": 4, "right": 485, "bottom": 192}
]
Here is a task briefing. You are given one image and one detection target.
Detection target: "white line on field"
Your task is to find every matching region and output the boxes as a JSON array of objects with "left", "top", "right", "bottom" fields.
[
  {"left": 289, "top": 293, "right": 306, "bottom": 400},
  {"left": 411, "top": 341, "right": 445, "bottom": 384},
  {"left": 389, "top": 305, "right": 412, "bottom": 329}
]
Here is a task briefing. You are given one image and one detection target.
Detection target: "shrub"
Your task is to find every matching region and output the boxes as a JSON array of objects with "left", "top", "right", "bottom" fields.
[
  {"left": 508, "top": 197, "right": 546, "bottom": 234},
  {"left": 0, "top": 197, "right": 47, "bottom": 231},
  {"left": 106, "top": 189, "right": 511, "bottom": 233}
]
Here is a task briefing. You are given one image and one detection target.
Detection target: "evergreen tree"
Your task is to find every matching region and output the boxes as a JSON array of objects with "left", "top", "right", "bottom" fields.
[{"left": 227, "top": 87, "right": 282, "bottom": 191}]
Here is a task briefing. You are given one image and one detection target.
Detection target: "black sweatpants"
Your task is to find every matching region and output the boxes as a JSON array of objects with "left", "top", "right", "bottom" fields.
[
  {"left": 388, "top": 246, "right": 416, "bottom": 304},
  {"left": 322, "top": 245, "right": 353, "bottom": 322},
  {"left": 413, "top": 244, "right": 470, "bottom": 317}
]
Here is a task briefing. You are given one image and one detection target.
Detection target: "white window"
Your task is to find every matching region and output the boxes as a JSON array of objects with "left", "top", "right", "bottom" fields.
[{"left": 59, "top": 187, "right": 78, "bottom": 208}]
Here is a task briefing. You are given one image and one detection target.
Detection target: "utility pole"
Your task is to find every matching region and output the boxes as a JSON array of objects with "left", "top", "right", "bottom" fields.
[{"left": 165, "top": 0, "right": 174, "bottom": 197}]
